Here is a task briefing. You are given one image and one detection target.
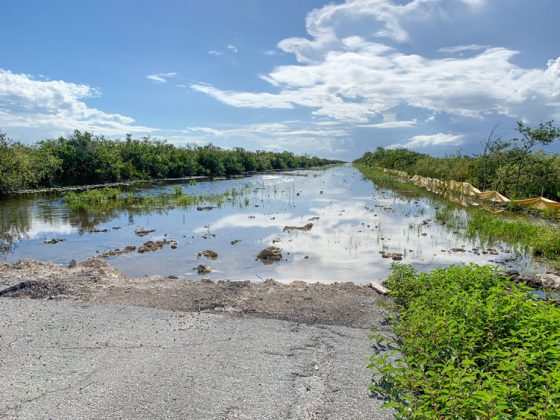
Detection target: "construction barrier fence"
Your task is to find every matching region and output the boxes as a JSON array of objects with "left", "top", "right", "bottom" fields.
[{"left": 381, "top": 168, "right": 560, "bottom": 211}]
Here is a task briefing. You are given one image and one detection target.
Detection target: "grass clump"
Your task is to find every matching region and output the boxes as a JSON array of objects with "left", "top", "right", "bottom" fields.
[
  {"left": 64, "top": 185, "right": 251, "bottom": 211},
  {"left": 435, "top": 203, "right": 560, "bottom": 264},
  {"left": 466, "top": 211, "right": 560, "bottom": 260},
  {"left": 370, "top": 263, "right": 560, "bottom": 418},
  {"left": 64, "top": 188, "right": 121, "bottom": 205},
  {"left": 354, "top": 164, "right": 426, "bottom": 197}
]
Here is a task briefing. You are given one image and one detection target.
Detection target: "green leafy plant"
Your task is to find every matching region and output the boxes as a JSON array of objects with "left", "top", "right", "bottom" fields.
[{"left": 370, "top": 263, "right": 560, "bottom": 418}]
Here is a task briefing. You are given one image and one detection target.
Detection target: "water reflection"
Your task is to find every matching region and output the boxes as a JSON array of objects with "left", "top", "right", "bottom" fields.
[{"left": 0, "top": 165, "right": 551, "bottom": 283}]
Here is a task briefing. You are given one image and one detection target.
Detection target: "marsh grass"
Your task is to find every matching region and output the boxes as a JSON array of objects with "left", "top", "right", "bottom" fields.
[
  {"left": 354, "top": 164, "right": 426, "bottom": 197},
  {"left": 435, "top": 203, "right": 560, "bottom": 265},
  {"left": 357, "top": 163, "right": 560, "bottom": 266},
  {"left": 64, "top": 184, "right": 252, "bottom": 211}
]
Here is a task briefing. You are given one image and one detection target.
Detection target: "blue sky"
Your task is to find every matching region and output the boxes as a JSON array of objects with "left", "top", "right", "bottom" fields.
[{"left": 1, "top": 0, "right": 560, "bottom": 160}]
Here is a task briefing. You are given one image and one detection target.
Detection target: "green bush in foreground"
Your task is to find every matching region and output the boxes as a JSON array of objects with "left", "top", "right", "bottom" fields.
[{"left": 370, "top": 264, "right": 560, "bottom": 418}]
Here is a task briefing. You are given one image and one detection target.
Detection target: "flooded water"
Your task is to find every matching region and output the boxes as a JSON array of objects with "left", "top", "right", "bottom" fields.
[{"left": 0, "top": 165, "right": 550, "bottom": 283}]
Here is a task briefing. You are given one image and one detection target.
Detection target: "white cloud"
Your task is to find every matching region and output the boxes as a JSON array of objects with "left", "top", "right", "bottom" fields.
[
  {"left": 146, "top": 72, "right": 177, "bottom": 83},
  {"left": 438, "top": 44, "right": 490, "bottom": 54},
  {"left": 0, "top": 69, "right": 153, "bottom": 137},
  {"left": 191, "top": 84, "right": 294, "bottom": 109},
  {"left": 208, "top": 50, "right": 223, "bottom": 56},
  {"left": 388, "top": 132, "right": 464, "bottom": 149},
  {"left": 191, "top": 0, "right": 560, "bottom": 125},
  {"left": 357, "top": 119, "right": 417, "bottom": 129},
  {"left": 227, "top": 44, "right": 238, "bottom": 53},
  {"left": 178, "top": 121, "right": 351, "bottom": 156}
]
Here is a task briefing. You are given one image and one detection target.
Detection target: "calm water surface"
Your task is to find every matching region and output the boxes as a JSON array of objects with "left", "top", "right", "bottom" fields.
[{"left": 0, "top": 165, "right": 549, "bottom": 283}]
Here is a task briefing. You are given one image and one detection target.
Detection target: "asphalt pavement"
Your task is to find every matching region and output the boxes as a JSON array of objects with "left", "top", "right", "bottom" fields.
[{"left": 0, "top": 298, "right": 393, "bottom": 419}]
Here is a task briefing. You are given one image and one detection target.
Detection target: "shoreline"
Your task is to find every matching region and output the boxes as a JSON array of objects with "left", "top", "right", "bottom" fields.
[
  {"left": 0, "top": 258, "right": 387, "bottom": 328},
  {"left": 8, "top": 164, "right": 344, "bottom": 196}
]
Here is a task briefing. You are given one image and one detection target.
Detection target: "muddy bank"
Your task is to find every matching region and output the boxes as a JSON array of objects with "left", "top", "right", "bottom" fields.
[{"left": 0, "top": 259, "right": 388, "bottom": 328}]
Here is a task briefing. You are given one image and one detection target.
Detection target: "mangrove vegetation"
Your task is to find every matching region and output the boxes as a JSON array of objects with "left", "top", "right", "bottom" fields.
[
  {"left": 355, "top": 121, "right": 560, "bottom": 200},
  {"left": 0, "top": 130, "right": 340, "bottom": 196}
]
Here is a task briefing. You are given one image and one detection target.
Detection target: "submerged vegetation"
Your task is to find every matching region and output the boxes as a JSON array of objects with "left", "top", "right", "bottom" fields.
[
  {"left": 354, "top": 164, "right": 426, "bottom": 197},
  {"left": 434, "top": 204, "right": 560, "bottom": 264},
  {"left": 370, "top": 263, "right": 560, "bottom": 418},
  {"left": 357, "top": 162, "right": 560, "bottom": 266},
  {"left": 0, "top": 130, "right": 340, "bottom": 196},
  {"left": 64, "top": 184, "right": 252, "bottom": 211},
  {"left": 355, "top": 121, "right": 560, "bottom": 200}
]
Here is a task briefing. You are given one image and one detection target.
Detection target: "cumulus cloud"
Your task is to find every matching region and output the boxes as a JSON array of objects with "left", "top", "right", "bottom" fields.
[
  {"left": 388, "top": 133, "right": 464, "bottom": 149},
  {"left": 438, "top": 44, "right": 490, "bottom": 54},
  {"left": 191, "top": 0, "right": 560, "bottom": 127},
  {"left": 179, "top": 121, "right": 351, "bottom": 156},
  {"left": 0, "top": 69, "right": 153, "bottom": 137},
  {"left": 146, "top": 72, "right": 177, "bottom": 83}
]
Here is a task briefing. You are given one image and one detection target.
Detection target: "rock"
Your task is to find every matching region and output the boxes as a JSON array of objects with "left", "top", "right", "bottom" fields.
[
  {"left": 536, "top": 273, "right": 560, "bottom": 290},
  {"left": 379, "top": 251, "right": 403, "bottom": 261},
  {"left": 506, "top": 269, "right": 520, "bottom": 277},
  {"left": 196, "top": 264, "right": 214, "bottom": 274},
  {"left": 68, "top": 259, "right": 77, "bottom": 268},
  {"left": 138, "top": 240, "right": 172, "bottom": 253},
  {"left": 196, "top": 206, "right": 216, "bottom": 211},
  {"left": 283, "top": 223, "right": 313, "bottom": 232},
  {"left": 168, "top": 275, "right": 178, "bottom": 279},
  {"left": 231, "top": 240, "right": 241, "bottom": 245},
  {"left": 88, "top": 228, "right": 110, "bottom": 233},
  {"left": 101, "top": 245, "right": 137, "bottom": 257},
  {"left": 135, "top": 228, "right": 155, "bottom": 237},
  {"left": 370, "top": 281, "right": 389, "bottom": 295},
  {"left": 43, "top": 238, "right": 65, "bottom": 244},
  {"left": 309, "top": 216, "right": 320, "bottom": 221},
  {"left": 257, "top": 246, "right": 283, "bottom": 263},
  {"left": 198, "top": 249, "right": 218, "bottom": 260}
]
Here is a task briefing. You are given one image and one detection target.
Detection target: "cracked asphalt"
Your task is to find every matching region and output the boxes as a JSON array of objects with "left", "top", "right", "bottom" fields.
[{"left": 0, "top": 298, "right": 393, "bottom": 419}]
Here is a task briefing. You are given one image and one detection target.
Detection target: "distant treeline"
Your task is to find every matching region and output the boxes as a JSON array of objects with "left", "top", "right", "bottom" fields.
[
  {"left": 355, "top": 121, "right": 560, "bottom": 200},
  {"left": 0, "top": 131, "right": 341, "bottom": 196}
]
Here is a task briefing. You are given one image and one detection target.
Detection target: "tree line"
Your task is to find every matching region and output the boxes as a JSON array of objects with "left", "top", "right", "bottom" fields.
[
  {"left": 0, "top": 131, "right": 341, "bottom": 196},
  {"left": 355, "top": 121, "right": 560, "bottom": 200}
]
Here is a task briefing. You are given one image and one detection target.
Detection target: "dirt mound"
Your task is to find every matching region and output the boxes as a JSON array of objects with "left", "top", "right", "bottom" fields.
[
  {"left": 283, "top": 223, "right": 313, "bottom": 232},
  {"left": 257, "top": 246, "right": 283, "bottom": 263},
  {"left": 198, "top": 250, "right": 218, "bottom": 259},
  {"left": 0, "top": 280, "right": 67, "bottom": 299},
  {"left": 0, "top": 259, "right": 388, "bottom": 328}
]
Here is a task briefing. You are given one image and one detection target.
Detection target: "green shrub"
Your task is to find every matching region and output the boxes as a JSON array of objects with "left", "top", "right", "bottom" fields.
[
  {"left": 370, "top": 264, "right": 560, "bottom": 418},
  {"left": 0, "top": 131, "right": 341, "bottom": 196},
  {"left": 354, "top": 121, "right": 560, "bottom": 201}
]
